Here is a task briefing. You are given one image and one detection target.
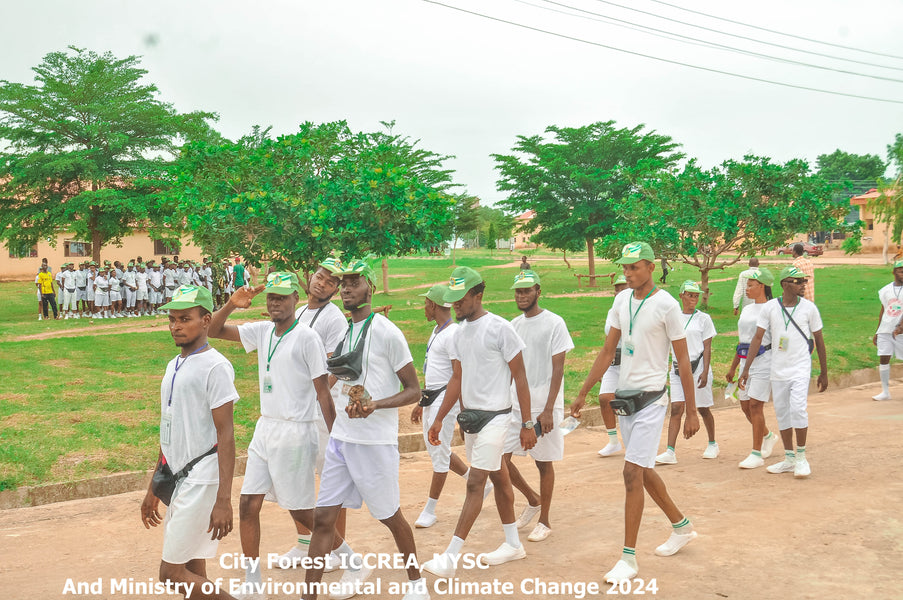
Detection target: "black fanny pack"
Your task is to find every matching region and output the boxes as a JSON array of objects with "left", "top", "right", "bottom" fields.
[
  {"left": 735, "top": 343, "right": 772, "bottom": 359},
  {"left": 673, "top": 354, "right": 703, "bottom": 376},
  {"left": 327, "top": 316, "right": 374, "bottom": 381},
  {"left": 152, "top": 445, "right": 218, "bottom": 506},
  {"left": 610, "top": 389, "right": 666, "bottom": 417},
  {"left": 611, "top": 348, "right": 622, "bottom": 367},
  {"left": 456, "top": 407, "right": 512, "bottom": 434},
  {"left": 420, "top": 385, "right": 447, "bottom": 407}
]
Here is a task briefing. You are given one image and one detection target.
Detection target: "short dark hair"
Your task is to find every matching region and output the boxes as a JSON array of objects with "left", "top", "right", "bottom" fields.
[
  {"left": 468, "top": 282, "right": 486, "bottom": 297},
  {"left": 792, "top": 243, "right": 804, "bottom": 256},
  {"left": 749, "top": 258, "right": 759, "bottom": 267}
]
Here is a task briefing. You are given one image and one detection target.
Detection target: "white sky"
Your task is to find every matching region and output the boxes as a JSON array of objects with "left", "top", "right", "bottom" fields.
[{"left": 1, "top": 0, "right": 902, "bottom": 205}]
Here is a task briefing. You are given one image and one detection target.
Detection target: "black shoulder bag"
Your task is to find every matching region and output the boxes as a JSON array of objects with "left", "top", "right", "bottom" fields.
[
  {"left": 152, "top": 445, "right": 218, "bottom": 506},
  {"left": 779, "top": 299, "right": 815, "bottom": 354},
  {"left": 327, "top": 315, "right": 374, "bottom": 381},
  {"left": 420, "top": 385, "right": 448, "bottom": 407},
  {"left": 457, "top": 407, "right": 512, "bottom": 434},
  {"left": 610, "top": 389, "right": 667, "bottom": 417}
]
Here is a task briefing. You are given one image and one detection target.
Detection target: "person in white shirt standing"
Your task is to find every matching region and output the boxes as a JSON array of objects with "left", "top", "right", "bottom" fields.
[
  {"left": 422, "top": 266, "right": 537, "bottom": 579},
  {"left": 871, "top": 259, "right": 903, "bottom": 401},
  {"left": 502, "top": 270, "right": 574, "bottom": 543},
  {"left": 123, "top": 262, "right": 138, "bottom": 317},
  {"left": 136, "top": 263, "right": 150, "bottom": 316},
  {"left": 597, "top": 274, "right": 629, "bottom": 457},
  {"left": 571, "top": 242, "right": 700, "bottom": 584},
  {"left": 140, "top": 284, "right": 239, "bottom": 600},
  {"left": 740, "top": 266, "right": 828, "bottom": 478},
  {"left": 732, "top": 258, "right": 760, "bottom": 316},
  {"left": 656, "top": 280, "right": 718, "bottom": 464},
  {"left": 75, "top": 262, "right": 89, "bottom": 316},
  {"left": 60, "top": 263, "right": 80, "bottom": 319}
]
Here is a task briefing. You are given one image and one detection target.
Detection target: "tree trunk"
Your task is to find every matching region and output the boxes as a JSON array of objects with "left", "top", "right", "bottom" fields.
[
  {"left": 700, "top": 267, "right": 710, "bottom": 310},
  {"left": 586, "top": 237, "right": 596, "bottom": 286},
  {"left": 451, "top": 234, "right": 458, "bottom": 266},
  {"left": 563, "top": 250, "right": 571, "bottom": 269},
  {"left": 381, "top": 258, "right": 389, "bottom": 294},
  {"left": 883, "top": 227, "right": 889, "bottom": 265},
  {"left": 90, "top": 207, "right": 102, "bottom": 263}
]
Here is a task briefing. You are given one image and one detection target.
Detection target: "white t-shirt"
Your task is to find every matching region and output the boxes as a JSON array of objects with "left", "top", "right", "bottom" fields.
[
  {"left": 109, "top": 276, "right": 121, "bottom": 293},
  {"left": 424, "top": 321, "right": 458, "bottom": 391},
  {"left": 672, "top": 310, "right": 716, "bottom": 363},
  {"left": 94, "top": 275, "right": 109, "bottom": 292},
  {"left": 178, "top": 269, "right": 192, "bottom": 286},
  {"left": 609, "top": 288, "right": 686, "bottom": 394},
  {"left": 450, "top": 312, "right": 526, "bottom": 412},
  {"left": 136, "top": 271, "right": 149, "bottom": 291},
  {"left": 60, "top": 270, "right": 77, "bottom": 290},
  {"left": 160, "top": 347, "right": 239, "bottom": 484},
  {"left": 604, "top": 307, "right": 623, "bottom": 349},
  {"left": 149, "top": 270, "right": 163, "bottom": 289},
  {"left": 737, "top": 302, "right": 771, "bottom": 377},
  {"left": 75, "top": 269, "right": 88, "bottom": 288},
  {"left": 330, "top": 314, "right": 413, "bottom": 445},
  {"left": 122, "top": 270, "right": 137, "bottom": 289},
  {"left": 756, "top": 297, "right": 823, "bottom": 381},
  {"left": 295, "top": 302, "right": 348, "bottom": 356},
  {"left": 876, "top": 282, "right": 903, "bottom": 334},
  {"left": 163, "top": 269, "right": 176, "bottom": 287},
  {"left": 511, "top": 310, "right": 574, "bottom": 414},
  {"left": 238, "top": 320, "right": 327, "bottom": 422}
]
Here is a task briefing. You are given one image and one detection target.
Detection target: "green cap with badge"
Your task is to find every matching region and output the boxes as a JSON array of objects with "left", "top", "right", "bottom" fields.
[
  {"left": 779, "top": 265, "right": 807, "bottom": 282},
  {"left": 747, "top": 267, "right": 775, "bottom": 286},
  {"left": 614, "top": 274, "right": 627, "bottom": 285},
  {"left": 615, "top": 241, "right": 655, "bottom": 265},
  {"left": 419, "top": 283, "right": 452, "bottom": 307},
  {"left": 265, "top": 271, "right": 301, "bottom": 295},
  {"left": 160, "top": 285, "right": 214, "bottom": 313},
  {"left": 319, "top": 257, "right": 344, "bottom": 274},
  {"left": 510, "top": 270, "right": 540, "bottom": 289},
  {"left": 443, "top": 266, "right": 484, "bottom": 303},
  {"left": 339, "top": 259, "right": 376, "bottom": 286},
  {"left": 894, "top": 260, "right": 903, "bottom": 270},
  {"left": 679, "top": 280, "right": 702, "bottom": 294}
]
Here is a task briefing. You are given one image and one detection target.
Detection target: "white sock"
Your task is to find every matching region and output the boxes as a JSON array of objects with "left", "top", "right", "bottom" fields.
[
  {"left": 424, "top": 497, "right": 438, "bottom": 515},
  {"left": 444, "top": 536, "right": 465, "bottom": 557},
  {"left": 503, "top": 522, "right": 521, "bottom": 548},
  {"left": 245, "top": 561, "right": 262, "bottom": 584},
  {"left": 880, "top": 363, "right": 891, "bottom": 394},
  {"left": 334, "top": 541, "right": 358, "bottom": 571},
  {"left": 462, "top": 468, "right": 470, "bottom": 479},
  {"left": 607, "top": 428, "right": 618, "bottom": 442},
  {"left": 296, "top": 533, "right": 311, "bottom": 550}
]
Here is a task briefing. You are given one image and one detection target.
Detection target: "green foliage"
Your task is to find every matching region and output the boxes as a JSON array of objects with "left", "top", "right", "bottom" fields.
[
  {"left": 816, "top": 149, "right": 886, "bottom": 193},
  {"left": 475, "top": 206, "right": 513, "bottom": 247},
  {"left": 486, "top": 221, "right": 497, "bottom": 251},
  {"left": 842, "top": 221, "right": 865, "bottom": 255},
  {"left": 888, "top": 133, "right": 903, "bottom": 174},
  {"left": 450, "top": 194, "right": 480, "bottom": 244},
  {"left": 0, "top": 46, "right": 218, "bottom": 261},
  {"left": 168, "top": 121, "right": 457, "bottom": 272}
]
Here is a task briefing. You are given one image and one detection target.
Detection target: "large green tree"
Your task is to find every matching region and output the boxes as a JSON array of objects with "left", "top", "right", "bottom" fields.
[
  {"left": 816, "top": 149, "right": 886, "bottom": 192},
  {"left": 494, "top": 121, "right": 683, "bottom": 284},
  {"left": 606, "top": 156, "right": 844, "bottom": 305},
  {"left": 449, "top": 194, "right": 480, "bottom": 265},
  {"left": 865, "top": 133, "right": 903, "bottom": 262},
  {"left": 0, "top": 46, "right": 217, "bottom": 262}
]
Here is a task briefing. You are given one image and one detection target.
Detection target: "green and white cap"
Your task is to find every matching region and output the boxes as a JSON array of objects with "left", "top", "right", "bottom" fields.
[
  {"left": 444, "top": 266, "right": 483, "bottom": 303},
  {"left": 614, "top": 274, "right": 627, "bottom": 285},
  {"left": 419, "top": 283, "right": 452, "bottom": 307},
  {"left": 894, "top": 259, "right": 903, "bottom": 269},
  {"left": 747, "top": 267, "right": 774, "bottom": 286},
  {"left": 679, "top": 280, "right": 702, "bottom": 294},
  {"left": 615, "top": 241, "right": 655, "bottom": 265},
  {"left": 265, "top": 271, "right": 301, "bottom": 295},
  {"left": 319, "top": 257, "right": 344, "bottom": 274},
  {"left": 779, "top": 265, "right": 807, "bottom": 282},
  {"left": 510, "top": 269, "right": 540, "bottom": 289},
  {"left": 160, "top": 285, "right": 214, "bottom": 313},
  {"left": 339, "top": 259, "right": 376, "bottom": 285}
]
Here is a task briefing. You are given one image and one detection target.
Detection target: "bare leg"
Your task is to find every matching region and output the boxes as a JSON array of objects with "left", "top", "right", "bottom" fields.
[
  {"left": 239, "top": 494, "right": 265, "bottom": 560},
  {"left": 641, "top": 468, "right": 684, "bottom": 523},
  {"left": 452, "top": 468, "right": 491, "bottom": 539},
  {"left": 697, "top": 407, "right": 715, "bottom": 443},
  {"left": 665, "top": 403, "right": 685, "bottom": 449},
  {"left": 160, "top": 560, "right": 236, "bottom": 600},
  {"left": 503, "top": 453, "right": 539, "bottom": 508},
  {"left": 535, "top": 461, "right": 554, "bottom": 528},
  {"left": 599, "top": 394, "right": 617, "bottom": 430},
  {"left": 303, "top": 505, "right": 342, "bottom": 600},
  {"left": 488, "top": 460, "right": 517, "bottom": 525},
  {"left": 748, "top": 399, "right": 767, "bottom": 451},
  {"left": 739, "top": 399, "right": 752, "bottom": 424},
  {"left": 379, "top": 510, "right": 421, "bottom": 581},
  {"left": 780, "top": 428, "right": 794, "bottom": 453},
  {"left": 795, "top": 427, "right": 808, "bottom": 447},
  {"left": 622, "top": 462, "right": 646, "bottom": 548}
]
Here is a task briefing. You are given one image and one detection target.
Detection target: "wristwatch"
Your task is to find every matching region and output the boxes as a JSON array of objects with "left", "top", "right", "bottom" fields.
[{"left": 522, "top": 420, "right": 534, "bottom": 430}]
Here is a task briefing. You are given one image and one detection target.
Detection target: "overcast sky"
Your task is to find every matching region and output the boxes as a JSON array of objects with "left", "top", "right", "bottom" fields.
[{"left": 2, "top": 0, "right": 902, "bottom": 205}]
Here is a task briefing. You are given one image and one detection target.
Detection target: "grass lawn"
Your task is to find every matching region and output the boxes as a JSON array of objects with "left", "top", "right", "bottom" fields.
[{"left": 0, "top": 249, "right": 888, "bottom": 490}]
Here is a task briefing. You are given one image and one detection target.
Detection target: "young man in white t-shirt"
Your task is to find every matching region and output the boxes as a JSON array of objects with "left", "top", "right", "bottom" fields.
[
  {"left": 572, "top": 242, "right": 700, "bottom": 584},
  {"left": 422, "top": 266, "right": 537, "bottom": 578},
  {"left": 136, "top": 264, "right": 150, "bottom": 316},
  {"left": 740, "top": 266, "right": 828, "bottom": 478},
  {"left": 304, "top": 260, "right": 427, "bottom": 600},
  {"left": 140, "top": 284, "right": 239, "bottom": 600},
  {"left": 208, "top": 273, "right": 339, "bottom": 599},
  {"left": 597, "top": 274, "right": 629, "bottom": 457},
  {"left": 410, "top": 283, "right": 471, "bottom": 529},
  {"left": 75, "top": 262, "right": 89, "bottom": 316},
  {"left": 501, "top": 270, "right": 574, "bottom": 543},
  {"left": 60, "top": 263, "right": 79, "bottom": 319},
  {"left": 871, "top": 259, "right": 903, "bottom": 401}
]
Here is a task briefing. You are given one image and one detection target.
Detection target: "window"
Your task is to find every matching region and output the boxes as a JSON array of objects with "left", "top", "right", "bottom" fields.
[
  {"left": 7, "top": 242, "right": 38, "bottom": 259},
  {"left": 154, "top": 239, "right": 180, "bottom": 255},
  {"left": 64, "top": 240, "right": 91, "bottom": 257}
]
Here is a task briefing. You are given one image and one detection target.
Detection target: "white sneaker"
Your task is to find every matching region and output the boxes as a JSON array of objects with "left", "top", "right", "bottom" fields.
[
  {"left": 64, "top": 314, "right": 70, "bottom": 320},
  {"left": 598, "top": 441, "right": 623, "bottom": 457},
  {"left": 415, "top": 510, "right": 438, "bottom": 528},
  {"left": 656, "top": 449, "right": 677, "bottom": 464},
  {"left": 794, "top": 456, "right": 811, "bottom": 478},
  {"left": 761, "top": 433, "right": 779, "bottom": 459},
  {"left": 604, "top": 559, "right": 638, "bottom": 583},
  {"left": 329, "top": 565, "right": 372, "bottom": 600},
  {"left": 38, "top": 315, "right": 43, "bottom": 321},
  {"left": 421, "top": 553, "right": 457, "bottom": 578},
  {"left": 654, "top": 529, "right": 698, "bottom": 556},
  {"left": 873, "top": 391, "right": 892, "bottom": 401},
  {"left": 401, "top": 579, "right": 430, "bottom": 600},
  {"left": 738, "top": 453, "right": 765, "bottom": 469},
  {"left": 324, "top": 551, "right": 341, "bottom": 573},
  {"left": 480, "top": 542, "right": 526, "bottom": 566},
  {"left": 273, "top": 545, "right": 307, "bottom": 569},
  {"left": 514, "top": 504, "right": 541, "bottom": 529},
  {"left": 527, "top": 523, "right": 551, "bottom": 542},
  {"left": 766, "top": 458, "right": 796, "bottom": 474},
  {"left": 701, "top": 443, "right": 720, "bottom": 459}
]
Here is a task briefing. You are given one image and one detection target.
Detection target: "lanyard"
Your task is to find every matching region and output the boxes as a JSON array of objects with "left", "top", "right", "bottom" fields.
[
  {"left": 267, "top": 319, "right": 299, "bottom": 372},
  {"left": 894, "top": 284, "right": 903, "bottom": 300},
  {"left": 348, "top": 313, "right": 374, "bottom": 351},
  {"left": 780, "top": 299, "right": 798, "bottom": 330},
  {"left": 167, "top": 343, "right": 209, "bottom": 406},
  {"left": 426, "top": 319, "right": 452, "bottom": 355},
  {"left": 298, "top": 304, "right": 325, "bottom": 328},
  {"left": 683, "top": 309, "right": 697, "bottom": 330},
  {"left": 628, "top": 287, "right": 656, "bottom": 336}
]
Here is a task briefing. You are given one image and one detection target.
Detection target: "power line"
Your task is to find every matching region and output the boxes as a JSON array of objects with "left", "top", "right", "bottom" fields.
[
  {"left": 420, "top": 0, "right": 903, "bottom": 105},
  {"left": 647, "top": 0, "right": 903, "bottom": 62},
  {"left": 587, "top": 0, "right": 903, "bottom": 72},
  {"left": 534, "top": 0, "right": 903, "bottom": 83}
]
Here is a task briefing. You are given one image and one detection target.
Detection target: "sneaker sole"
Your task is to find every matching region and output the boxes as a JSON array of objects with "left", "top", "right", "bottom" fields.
[
  {"left": 481, "top": 548, "right": 527, "bottom": 566},
  {"left": 654, "top": 530, "right": 698, "bottom": 556}
]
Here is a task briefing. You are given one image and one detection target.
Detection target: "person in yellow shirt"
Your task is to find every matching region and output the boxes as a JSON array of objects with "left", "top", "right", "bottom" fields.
[{"left": 36, "top": 265, "right": 59, "bottom": 320}]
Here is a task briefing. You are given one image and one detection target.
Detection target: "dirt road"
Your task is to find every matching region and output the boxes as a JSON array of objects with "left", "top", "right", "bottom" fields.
[{"left": 1, "top": 378, "right": 901, "bottom": 600}]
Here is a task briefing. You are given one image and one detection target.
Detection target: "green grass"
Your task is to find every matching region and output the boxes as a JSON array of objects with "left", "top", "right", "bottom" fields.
[{"left": 0, "top": 249, "right": 888, "bottom": 489}]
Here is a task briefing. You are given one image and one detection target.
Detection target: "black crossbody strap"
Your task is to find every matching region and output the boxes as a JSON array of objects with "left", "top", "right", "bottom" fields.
[
  {"left": 778, "top": 299, "right": 812, "bottom": 349},
  {"left": 174, "top": 445, "right": 218, "bottom": 478}
]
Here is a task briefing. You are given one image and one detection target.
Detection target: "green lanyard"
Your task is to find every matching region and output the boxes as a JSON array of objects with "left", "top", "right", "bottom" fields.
[
  {"left": 266, "top": 319, "right": 299, "bottom": 372},
  {"left": 683, "top": 309, "right": 697, "bottom": 330},
  {"left": 781, "top": 300, "right": 798, "bottom": 330},
  {"left": 628, "top": 287, "right": 657, "bottom": 336},
  {"left": 348, "top": 313, "right": 375, "bottom": 351}
]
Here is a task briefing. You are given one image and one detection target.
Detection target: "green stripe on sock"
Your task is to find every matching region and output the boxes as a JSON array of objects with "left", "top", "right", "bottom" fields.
[
  {"left": 785, "top": 450, "right": 795, "bottom": 458},
  {"left": 667, "top": 446, "right": 675, "bottom": 452},
  {"left": 298, "top": 538, "right": 311, "bottom": 545},
  {"left": 622, "top": 547, "right": 636, "bottom": 556},
  {"left": 607, "top": 429, "right": 618, "bottom": 439},
  {"left": 673, "top": 517, "right": 690, "bottom": 529},
  {"left": 751, "top": 450, "right": 762, "bottom": 457},
  {"left": 708, "top": 441, "right": 717, "bottom": 446}
]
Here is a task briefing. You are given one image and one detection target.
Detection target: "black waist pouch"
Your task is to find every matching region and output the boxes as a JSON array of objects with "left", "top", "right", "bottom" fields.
[
  {"left": 610, "top": 389, "right": 666, "bottom": 417},
  {"left": 673, "top": 355, "right": 703, "bottom": 376},
  {"left": 420, "top": 385, "right": 448, "bottom": 407},
  {"left": 152, "top": 445, "right": 218, "bottom": 506},
  {"left": 456, "top": 407, "right": 512, "bottom": 434},
  {"left": 327, "top": 317, "right": 374, "bottom": 381}
]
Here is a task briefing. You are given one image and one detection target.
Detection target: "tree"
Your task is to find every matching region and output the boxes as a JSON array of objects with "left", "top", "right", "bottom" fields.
[
  {"left": 486, "top": 221, "right": 497, "bottom": 253},
  {"left": 816, "top": 149, "right": 886, "bottom": 193},
  {"left": 449, "top": 194, "right": 480, "bottom": 265},
  {"left": 865, "top": 133, "right": 903, "bottom": 262},
  {"left": 605, "top": 156, "right": 844, "bottom": 306},
  {"left": 494, "top": 121, "right": 683, "bottom": 285},
  {"left": 0, "top": 46, "right": 218, "bottom": 262},
  {"left": 475, "top": 206, "right": 514, "bottom": 249}
]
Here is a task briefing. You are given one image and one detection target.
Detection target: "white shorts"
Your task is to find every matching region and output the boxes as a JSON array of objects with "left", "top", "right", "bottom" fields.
[
  {"left": 62, "top": 290, "right": 78, "bottom": 310},
  {"left": 600, "top": 364, "right": 620, "bottom": 396},
  {"left": 137, "top": 289, "right": 149, "bottom": 301},
  {"left": 422, "top": 399, "right": 461, "bottom": 473},
  {"left": 161, "top": 480, "right": 220, "bottom": 564},
  {"left": 95, "top": 292, "right": 110, "bottom": 307},
  {"left": 77, "top": 288, "right": 88, "bottom": 301},
  {"left": 316, "top": 438, "right": 400, "bottom": 520},
  {"left": 738, "top": 357, "right": 772, "bottom": 402},
  {"left": 125, "top": 288, "right": 136, "bottom": 307},
  {"left": 619, "top": 402, "right": 668, "bottom": 469},
  {"left": 876, "top": 333, "right": 903, "bottom": 359},
  {"left": 464, "top": 413, "right": 511, "bottom": 472},
  {"left": 151, "top": 290, "right": 163, "bottom": 304},
  {"left": 86, "top": 287, "right": 95, "bottom": 302},
  {"left": 669, "top": 363, "right": 714, "bottom": 408},
  {"left": 771, "top": 377, "right": 809, "bottom": 429},
  {"left": 504, "top": 407, "right": 564, "bottom": 462},
  {"left": 241, "top": 417, "right": 318, "bottom": 510},
  {"left": 165, "top": 287, "right": 175, "bottom": 299},
  {"left": 315, "top": 415, "right": 329, "bottom": 475},
  {"left": 110, "top": 291, "right": 122, "bottom": 302}
]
